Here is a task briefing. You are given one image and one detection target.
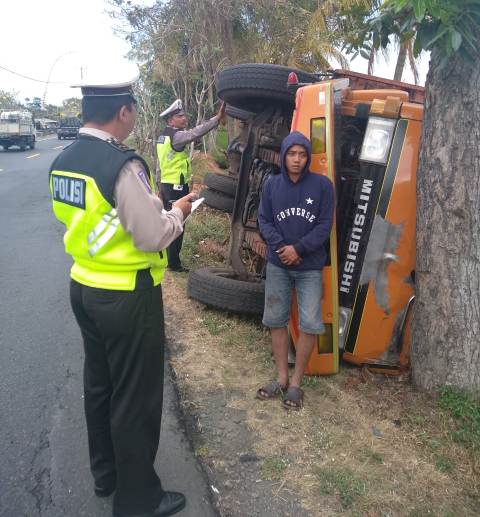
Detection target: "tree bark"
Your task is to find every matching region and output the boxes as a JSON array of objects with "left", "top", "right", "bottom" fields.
[
  {"left": 412, "top": 51, "right": 480, "bottom": 392},
  {"left": 394, "top": 44, "right": 407, "bottom": 81}
]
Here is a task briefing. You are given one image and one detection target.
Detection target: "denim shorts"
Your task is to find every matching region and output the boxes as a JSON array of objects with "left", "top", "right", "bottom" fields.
[{"left": 262, "top": 262, "right": 324, "bottom": 334}]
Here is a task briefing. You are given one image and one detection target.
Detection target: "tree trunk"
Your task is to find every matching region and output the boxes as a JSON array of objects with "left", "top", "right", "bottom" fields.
[
  {"left": 412, "top": 51, "right": 480, "bottom": 392},
  {"left": 394, "top": 44, "right": 407, "bottom": 81}
]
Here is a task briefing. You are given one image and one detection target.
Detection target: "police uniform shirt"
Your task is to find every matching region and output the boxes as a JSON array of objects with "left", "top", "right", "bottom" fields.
[
  {"left": 167, "top": 116, "right": 220, "bottom": 152},
  {"left": 79, "top": 128, "right": 184, "bottom": 252}
]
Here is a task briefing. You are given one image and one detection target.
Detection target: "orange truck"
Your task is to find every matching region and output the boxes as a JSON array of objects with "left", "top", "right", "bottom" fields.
[{"left": 187, "top": 64, "right": 424, "bottom": 375}]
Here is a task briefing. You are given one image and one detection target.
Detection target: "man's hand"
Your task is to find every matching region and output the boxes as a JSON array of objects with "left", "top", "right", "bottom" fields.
[
  {"left": 277, "top": 245, "right": 301, "bottom": 266},
  {"left": 172, "top": 192, "right": 197, "bottom": 218},
  {"left": 216, "top": 101, "right": 226, "bottom": 123}
]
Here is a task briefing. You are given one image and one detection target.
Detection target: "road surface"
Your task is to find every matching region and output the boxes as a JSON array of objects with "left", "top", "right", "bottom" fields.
[{"left": 0, "top": 137, "right": 215, "bottom": 517}]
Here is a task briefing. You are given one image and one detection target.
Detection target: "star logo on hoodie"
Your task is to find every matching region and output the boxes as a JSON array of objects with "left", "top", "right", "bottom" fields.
[{"left": 306, "top": 197, "right": 314, "bottom": 205}]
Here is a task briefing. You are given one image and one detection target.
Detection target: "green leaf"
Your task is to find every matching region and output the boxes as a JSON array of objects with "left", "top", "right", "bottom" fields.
[
  {"left": 413, "top": 0, "right": 427, "bottom": 22},
  {"left": 450, "top": 30, "right": 462, "bottom": 51},
  {"left": 425, "top": 26, "right": 449, "bottom": 50},
  {"left": 381, "top": 31, "right": 391, "bottom": 48},
  {"left": 413, "top": 33, "right": 423, "bottom": 56},
  {"left": 360, "top": 49, "right": 371, "bottom": 59}
]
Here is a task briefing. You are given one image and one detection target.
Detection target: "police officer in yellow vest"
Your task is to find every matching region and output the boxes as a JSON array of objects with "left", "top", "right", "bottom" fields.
[
  {"left": 157, "top": 99, "right": 225, "bottom": 272},
  {"left": 49, "top": 63, "right": 193, "bottom": 517}
]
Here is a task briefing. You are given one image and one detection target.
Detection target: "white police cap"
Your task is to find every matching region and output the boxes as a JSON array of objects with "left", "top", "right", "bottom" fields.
[
  {"left": 160, "top": 99, "right": 185, "bottom": 119},
  {"left": 71, "top": 61, "right": 140, "bottom": 97}
]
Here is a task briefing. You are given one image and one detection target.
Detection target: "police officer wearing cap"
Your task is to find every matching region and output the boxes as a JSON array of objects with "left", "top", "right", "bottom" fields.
[
  {"left": 49, "top": 65, "right": 192, "bottom": 517},
  {"left": 157, "top": 99, "right": 225, "bottom": 272}
]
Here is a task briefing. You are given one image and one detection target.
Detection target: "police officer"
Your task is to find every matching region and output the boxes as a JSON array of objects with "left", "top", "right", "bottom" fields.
[
  {"left": 49, "top": 63, "right": 192, "bottom": 517},
  {"left": 157, "top": 99, "right": 225, "bottom": 272}
]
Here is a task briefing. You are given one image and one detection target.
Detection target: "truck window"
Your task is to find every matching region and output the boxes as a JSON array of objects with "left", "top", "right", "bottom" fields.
[{"left": 311, "top": 118, "right": 326, "bottom": 154}]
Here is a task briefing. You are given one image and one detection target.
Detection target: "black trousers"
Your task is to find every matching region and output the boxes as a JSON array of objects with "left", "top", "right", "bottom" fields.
[
  {"left": 70, "top": 280, "right": 165, "bottom": 516},
  {"left": 160, "top": 183, "right": 189, "bottom": 270}
]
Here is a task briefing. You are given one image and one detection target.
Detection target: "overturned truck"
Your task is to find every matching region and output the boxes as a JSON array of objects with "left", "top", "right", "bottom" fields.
[{"left": 187, "top": 64, "right": 424, "bottom": 376}]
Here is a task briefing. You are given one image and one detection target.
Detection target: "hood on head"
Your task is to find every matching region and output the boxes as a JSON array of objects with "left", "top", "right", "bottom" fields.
[{"left": 280, "top": 131, "right": 312, "bottom": 178}]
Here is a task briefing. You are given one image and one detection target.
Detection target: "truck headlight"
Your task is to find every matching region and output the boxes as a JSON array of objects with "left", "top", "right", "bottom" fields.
[
  {"left": 359, "top": 117, "right": 396, "bottom": 165},
  {"left": 338, "top": 307, "right": 352, "bottom": 351}
]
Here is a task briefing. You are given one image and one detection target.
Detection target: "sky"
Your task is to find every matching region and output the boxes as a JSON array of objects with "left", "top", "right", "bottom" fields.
[
  {"left": 0, "top": 0, "right": 429, "bottom": 107},
  {"left": 0, "top": 0, "right": 132, "bottom": 105}
]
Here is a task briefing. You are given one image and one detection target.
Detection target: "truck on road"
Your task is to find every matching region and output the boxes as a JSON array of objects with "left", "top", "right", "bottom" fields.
[
  {"left": 0, "top": 111, "right": 36, "bottom": 151},
  {"left": 57, "top": 117, "right": 81, "bottom": 140}
]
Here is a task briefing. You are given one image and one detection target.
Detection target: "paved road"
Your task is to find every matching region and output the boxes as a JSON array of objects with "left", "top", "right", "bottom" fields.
[{"left": 0, "top": 137, "right": 215, "bottom": 517}]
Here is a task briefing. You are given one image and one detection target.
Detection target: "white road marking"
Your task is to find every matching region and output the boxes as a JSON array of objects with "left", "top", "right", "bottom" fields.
[
  {"left": 53, "top": 146, "right": 64, "bottom": 150},
  {"left": 26, "top": 153, "right": 40, "bottom": 159}
]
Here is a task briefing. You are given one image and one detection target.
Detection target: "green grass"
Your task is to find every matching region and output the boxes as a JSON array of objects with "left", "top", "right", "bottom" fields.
[
  {"left": 434, "top": 454, "right": 455, "bottom": 473},
  {"left": 426, "top": 437, "right": 443, "bottom": 451},
  {"left": 314, "top": 465, "right": 367, "bottom": 509},
  {"left": 195, "top": 444, "right": 210, "bottom": 457},
  {"left": 181, "top": 208, "right": 230, "bottom": 269},
  {"left": 202, "top": 312, "right": 236, "bottom": 335},
  {"left": 365, "top": 449, "right": 384, "bottom": 464},
  {"left": 211, "top": 127, "right": 229, "bottom": 168},
  {"left": 301, "top": 376, "right": 331, "bottom": 396},
  {"left": 439, "top": 386, "right": 480, "bottom": 450},
  {"left": 215, "top": 127, "right": 228, "bottom": 150},
  {"left": 261, "top": 456, "right": 289, "bottom": 480}
]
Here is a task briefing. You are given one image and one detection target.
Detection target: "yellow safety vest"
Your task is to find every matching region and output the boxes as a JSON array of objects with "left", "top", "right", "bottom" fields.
[
  {"left": 49, "top": 135, "right": 167, "bottom": 290},
  {"left": 157, "top": 128, "right": 191, "bottom": 184}
]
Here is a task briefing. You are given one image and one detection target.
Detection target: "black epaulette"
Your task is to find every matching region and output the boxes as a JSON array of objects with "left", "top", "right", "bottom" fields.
[{"left": 105, "top": 137, "right": 135, "bottom": 153}]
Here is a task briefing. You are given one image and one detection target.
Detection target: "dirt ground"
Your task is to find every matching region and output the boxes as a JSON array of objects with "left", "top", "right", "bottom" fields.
[{"left": 162, "top": 262, "right": 479, "bottom": 517}]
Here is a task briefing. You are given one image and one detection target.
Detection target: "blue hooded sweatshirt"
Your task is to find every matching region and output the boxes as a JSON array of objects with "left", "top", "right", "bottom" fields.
[{"left": 258, "top": 131, "right": 334, "bottom": 270}]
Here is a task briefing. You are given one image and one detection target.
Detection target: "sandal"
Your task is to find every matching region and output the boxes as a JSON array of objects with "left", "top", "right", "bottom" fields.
[
  {"left": 256, "top": 380, "right": 288, "bottom": 401},
  {"left": 282, "top": 387, "right": 304, "bottom": 410}
]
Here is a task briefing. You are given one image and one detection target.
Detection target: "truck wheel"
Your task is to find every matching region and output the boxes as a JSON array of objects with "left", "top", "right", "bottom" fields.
[
  {"left": 225, "top": 104, "right": 255, "bottom": 121},
  {"left": 200, "top": 188, "right": 234, "bottom": 213},
  {"left": 187, "top": 267, "right": 265, "bottom": 315},
  {"left": 217, "top": 63, "right": 316, "bottom": 111},
  {"left": 2, "top": 145, "right": 10, "bottom": 151},
  {"left": 204, "top": 173, "right": 238, "bottom": 197},
  {"left": 30, "top": 138, "right": 35, "bottom": 150},
  {"left": 58, "top": 135, "right": 62, "bottom": 140}
]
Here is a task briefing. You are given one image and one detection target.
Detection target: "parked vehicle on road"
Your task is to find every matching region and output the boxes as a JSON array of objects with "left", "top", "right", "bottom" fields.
[
  {"left": 0, "top": 110, "right": 36, "bottom": 151},
  {"left": 188, "top": 63, "right": 424, "bottom": 376},
  {"left": 57, "top": 117, "right": 81, "bottom": 140}
]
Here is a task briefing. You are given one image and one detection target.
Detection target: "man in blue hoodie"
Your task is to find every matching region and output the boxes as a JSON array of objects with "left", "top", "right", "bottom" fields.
[{"left": 257, "top": 131, "right": 334, "bottom": 409}]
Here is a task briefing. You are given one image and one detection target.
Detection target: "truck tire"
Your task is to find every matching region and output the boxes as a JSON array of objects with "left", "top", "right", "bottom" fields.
[
  {"left": 200, "top": 188, "right": 234, "bottom": 213},
  {"left": 204, "top": 173, "right": 238, "bottom": 197},
  {"left": 217, "top": 63, "right": 316, "bottom": 111},
  {"left": 225, "top": 104, "right": 255, "bottom": 121},
  {"left": 187, "top": 267, "right": 265, "bottom": 315},
  {"left": 2, "top": 145, "right": 9, "bottom": 151},
  {"left": 30, "top": 138, "right": 35, "bottom": 150}
]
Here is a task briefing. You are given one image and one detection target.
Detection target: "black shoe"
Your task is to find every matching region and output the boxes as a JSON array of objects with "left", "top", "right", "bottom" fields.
[
  {"left": 94, "top": 483, "right": 115, "bottom": 498},
  {"left": 151, "top": 492, "right": 186, "bottom": 516},
  {"left": 113, "top": 491, "right": 186, "bottom": 517},
  {"left": 168, "top": 266, "right": 189, "bottom": 273}
]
